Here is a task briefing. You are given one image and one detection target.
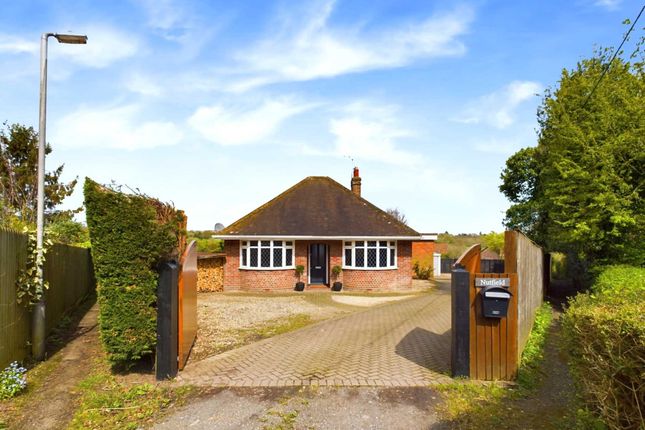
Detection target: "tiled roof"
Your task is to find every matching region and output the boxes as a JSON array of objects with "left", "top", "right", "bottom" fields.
[{"left": 219, "top": 176, "right": 420, "bottom": 237}]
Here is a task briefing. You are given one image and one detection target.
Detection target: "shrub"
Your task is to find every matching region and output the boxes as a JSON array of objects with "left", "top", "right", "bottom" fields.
[
  {"left": 84, "top": 179, "right": 185, "bottom": 366},
  {"left": 590, "top": 265, "right": 644, "bottom": 298},
  {"left": 412, "top": 255, "right": 433, "bottom": 280},
  {"left": 192, "top": 238, "right": 223, "bottom": 253},
  {"left": 0, "top": 362, "right": 27, "bottom": 399},
  {"left": 561, "top": 265, "right": 645, "bottom": 430}
]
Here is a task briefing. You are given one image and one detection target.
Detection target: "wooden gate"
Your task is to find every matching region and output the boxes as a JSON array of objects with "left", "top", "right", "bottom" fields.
[
  {"left": 178, "top": 240, "right": 197, "bottom": 370},
  {"left": 451, "top": 231, "right": 547, "bottom": 380},
  {"left": 467, "top": 272, "right": 518, "bottom": 380},
  {"left": 452, "top": 244, "right": 519, "bottom": 379}
]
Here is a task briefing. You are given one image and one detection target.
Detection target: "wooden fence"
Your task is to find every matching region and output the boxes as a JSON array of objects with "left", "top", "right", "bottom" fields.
[
  {"left": 504, "top": 230, "right": 547, "bottom": 352},
  {"left": 0, "top": 229, "right": 29, "bottom": 371},
  {"left": 451, "top": 231, "right": 547, "bottom": 380},
  {"left": 0, "top": 228, "right": 95, "bottom": 369}
]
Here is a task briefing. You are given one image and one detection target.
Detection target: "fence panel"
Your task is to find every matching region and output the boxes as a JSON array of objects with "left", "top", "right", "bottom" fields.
[
  {"left": 441, "top": 258, "right": 457, "bottom": 273},
  {"left": 43, "top": 243, "right": 95, "bottom": 334},
  {"left": 0, "top": 228, "right": 30, "bottom": 369},
  {"left": 504, "top": 231, "right": 545, "bottom": 353},
  {"left": 0, "top": 228, "right": 95, "bottom": 369}
]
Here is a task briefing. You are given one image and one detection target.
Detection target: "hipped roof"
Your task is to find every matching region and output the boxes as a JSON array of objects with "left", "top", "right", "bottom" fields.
[{"left": 218, "top": 176, "right": 420, "bottom": 238}]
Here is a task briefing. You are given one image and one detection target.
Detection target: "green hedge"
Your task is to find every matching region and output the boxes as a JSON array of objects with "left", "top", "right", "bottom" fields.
[
  {"left": 84, "top": 179, "right": 184, "bottom": 366},
  {"left": 562, "top": 266, "right": 645, "bottom": 430}
]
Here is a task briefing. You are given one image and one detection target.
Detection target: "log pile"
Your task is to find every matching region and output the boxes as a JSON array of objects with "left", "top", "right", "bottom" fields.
[{"left": 197, "top": 256, "right": 224, "bottom": 292}]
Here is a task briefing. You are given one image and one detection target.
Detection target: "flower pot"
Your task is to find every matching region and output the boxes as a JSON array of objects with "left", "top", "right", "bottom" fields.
[
  {"left": 331, "top": 282, "right": 343, "bottom": 292},
  {"left": 294, "top": 281, "right": 305, "bottom": 291}
]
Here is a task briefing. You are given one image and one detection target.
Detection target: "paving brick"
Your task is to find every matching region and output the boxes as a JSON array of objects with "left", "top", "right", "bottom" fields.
[{"left": 179, "top": 281, "right": 453, "bottom": 387}]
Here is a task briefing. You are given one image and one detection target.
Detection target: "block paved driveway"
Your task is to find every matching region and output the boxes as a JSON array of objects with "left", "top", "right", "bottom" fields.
[{"left": 178, "top": 279, "right": 453, "bottom": 387}]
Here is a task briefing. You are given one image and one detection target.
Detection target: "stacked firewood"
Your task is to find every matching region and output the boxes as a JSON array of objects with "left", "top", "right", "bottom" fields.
[{"left": 197, "top": 257, "right": 224, "bottom": 292}]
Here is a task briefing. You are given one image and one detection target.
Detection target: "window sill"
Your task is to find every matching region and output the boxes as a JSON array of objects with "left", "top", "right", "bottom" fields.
[
  {"left": 342, "top": 266, "right": 398, "bottom": 271},
  {"left": 239, "top": 266, "right": 295, "bottom": 271}
]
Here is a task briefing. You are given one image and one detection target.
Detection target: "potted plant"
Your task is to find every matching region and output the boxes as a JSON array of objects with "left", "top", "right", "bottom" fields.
[
  {"left": 331, "top": 265, "right": 343, "bottom": 291},
  {"left": 294, "top": 265, "right": 305, "bottom": 291}
]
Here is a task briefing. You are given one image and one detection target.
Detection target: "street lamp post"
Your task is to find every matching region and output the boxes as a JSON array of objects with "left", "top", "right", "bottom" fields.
[{"left": 33, "top": 32, "right": 87, "bottom": 361}]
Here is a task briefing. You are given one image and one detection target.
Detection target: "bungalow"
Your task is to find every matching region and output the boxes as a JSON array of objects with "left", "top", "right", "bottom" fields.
[{"left": 214, "top": 168, "right": 436, "bottom": 291}]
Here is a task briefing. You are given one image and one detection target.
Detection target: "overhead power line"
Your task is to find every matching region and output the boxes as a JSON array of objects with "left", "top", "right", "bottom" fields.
[{"left": 581, "top": 4, "right": 644, "bottom": 109}]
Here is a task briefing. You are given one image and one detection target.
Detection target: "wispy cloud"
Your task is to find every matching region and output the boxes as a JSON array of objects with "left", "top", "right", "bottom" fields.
[
  {"left": 52, "top": 104, "right": 183, "bottom": 150},
  {"left": 124, "top": 72, "right": 164, "bottom": 97},
  {"left": 593, "top": 0, "right": 621, "bottom": 10},
  {"left": 224, "top": 1, "right": 474, "bottom": 91},
  {"left": 454, "top": 80, "right": 541, "bottom": 129},
  {"left": 118, "top": 2, "right": 473, "bottom": 95},
  {"left": 323, "top": 102, "right": 419, "bottom": 166},
  {"left": 188, "top": 98, "right": 314, "bottom": 145},
  {"left": 137, "top": 0, "right": 186, "bottom": 31},
  {"left": 0, "top": 34, "right": 38, "bottom": 54},
  {"left": 135, "top": 0, "right": 225, "bottom": 59},
  {"left": 50, "top": 25, "right": 139, "bottom": 68}
]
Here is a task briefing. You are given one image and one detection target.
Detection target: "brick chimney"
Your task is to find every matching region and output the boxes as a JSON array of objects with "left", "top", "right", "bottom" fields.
[{"left": 351, "top": 167, "right": 361, "bottom": 197}]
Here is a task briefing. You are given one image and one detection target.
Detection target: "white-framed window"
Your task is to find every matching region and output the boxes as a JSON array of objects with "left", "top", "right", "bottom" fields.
[
  {"left": 343, "top": 240, "right": 397, "bottom": 269},
  {"left": 240, "top": 240, "right": 294, "bottom": 269}
]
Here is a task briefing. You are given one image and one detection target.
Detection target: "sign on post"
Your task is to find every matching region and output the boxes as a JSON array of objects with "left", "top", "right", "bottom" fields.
[{"left": 475, "top": 277, "right": 510, "bottom": 288}]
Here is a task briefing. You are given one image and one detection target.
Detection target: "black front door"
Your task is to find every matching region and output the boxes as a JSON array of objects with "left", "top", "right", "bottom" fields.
[{"left": 309, "top": 244, "right": 327, "bottom": 284}]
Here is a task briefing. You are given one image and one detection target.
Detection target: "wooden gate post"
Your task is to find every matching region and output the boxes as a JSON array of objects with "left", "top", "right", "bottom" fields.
[
  {"left": 451, "top": 267, "right": 471, "bottom": 377},
  {"left": 156, "top": 261, "right": 178, "bottom": 380}
]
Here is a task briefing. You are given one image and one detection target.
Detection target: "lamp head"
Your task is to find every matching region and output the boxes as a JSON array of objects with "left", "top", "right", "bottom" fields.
[{"left": 53, "top": 34, "right": 88, "bottom": 44}]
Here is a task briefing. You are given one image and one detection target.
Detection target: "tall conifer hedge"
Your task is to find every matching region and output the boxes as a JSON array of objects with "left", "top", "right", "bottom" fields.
[{"left": 84, "top": 178, "right": 185, "bottom": 366}]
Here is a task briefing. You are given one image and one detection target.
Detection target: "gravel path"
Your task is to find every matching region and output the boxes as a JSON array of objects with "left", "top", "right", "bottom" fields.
[{"left": 190, "top": 293, "right": 356, "bottom": 362}]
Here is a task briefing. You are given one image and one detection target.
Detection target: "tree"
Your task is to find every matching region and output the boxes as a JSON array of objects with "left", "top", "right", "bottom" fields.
[
  {"left": 386, "top": 208, "right": 408, "bottom": 225},
  {"left": 482, "top": 231, "right": 504, "bottom": 257},
  {"left": 500, "top": 38, "right": 644, "bottom": 267},
  {"left": 0, "top": 122, "right": 77, "bottom": 226},
  {"left": 47, "top": 219, "right": 90, "bottom": 246}
]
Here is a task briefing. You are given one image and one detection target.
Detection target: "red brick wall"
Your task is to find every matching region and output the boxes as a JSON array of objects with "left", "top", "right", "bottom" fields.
[
  {"left": 223, "top": 240, "right": 299, "bottom": 291},
  {"left": 412, "top": 241, "right": 435, "bottom": 260},
  {"left": 223, "top": 240, "right": 413, "bottom": 291},
  {"left": 342, "top": 241, "right": 413, "bottom": 291}
]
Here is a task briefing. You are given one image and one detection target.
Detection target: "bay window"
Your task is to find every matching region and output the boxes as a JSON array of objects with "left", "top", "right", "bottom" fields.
[
  {"left": 343, "top": 240, "right": 397, "bottom": 269},
  {"left": 240, "top": 240, "right": 294, "bottom": 269}
]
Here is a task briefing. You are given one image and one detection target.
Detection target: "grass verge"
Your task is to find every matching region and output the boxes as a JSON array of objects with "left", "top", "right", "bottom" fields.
[
  {"left": 0, "top": 354, "right": 63, "bottom": 429},
  {"left": 249, "top": 314, "right": 313, "bottom": 340},
  {"left": 68, "top": 357, "right": 195, "bottom": 430},
  {"left": 436, "top": 302, "right": 557, "bottom": 429}
]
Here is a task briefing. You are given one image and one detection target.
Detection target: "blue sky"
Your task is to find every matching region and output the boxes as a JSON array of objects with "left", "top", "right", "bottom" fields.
[{"left": 0, "top": 0, "right": 642, "bottom": 233}]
